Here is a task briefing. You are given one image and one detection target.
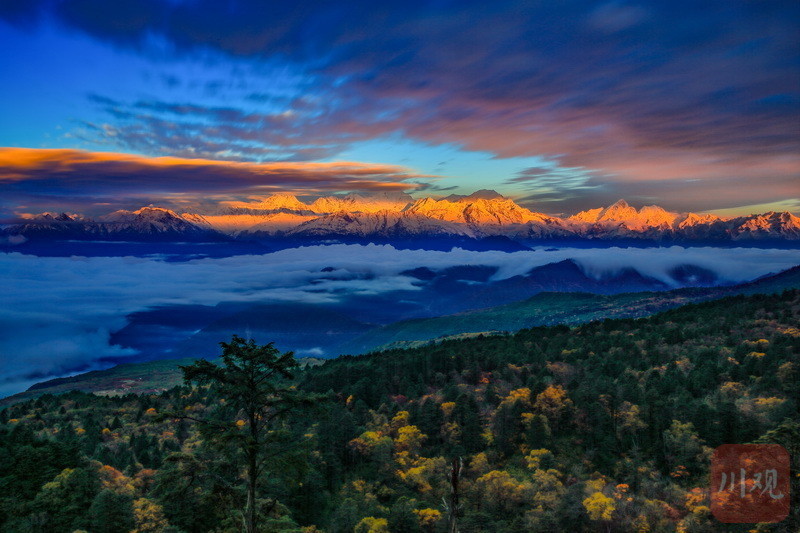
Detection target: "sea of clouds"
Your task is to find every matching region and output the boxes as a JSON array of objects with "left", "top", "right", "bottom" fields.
[{"left": 1, "top": 244, "right": 799, "bottom": 397}]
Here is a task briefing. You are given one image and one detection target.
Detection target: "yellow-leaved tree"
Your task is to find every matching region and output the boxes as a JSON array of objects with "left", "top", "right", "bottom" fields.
[{"left": 583, "top": 491, "right": 615, "bottom": 523}]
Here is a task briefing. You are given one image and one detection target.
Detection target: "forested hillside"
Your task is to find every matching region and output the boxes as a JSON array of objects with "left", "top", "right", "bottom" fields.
[
  {"left": 1, "top": 291, "right": 798, "bottom": 532},
  {"left": 341, "top": 265, "right": 800, "bottom": 353}
]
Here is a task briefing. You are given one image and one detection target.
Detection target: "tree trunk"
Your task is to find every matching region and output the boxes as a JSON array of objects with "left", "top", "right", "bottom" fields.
[
  {"left": 448, "top": 457, "right": 462, "bottom": 533},
  {"left": 246, "top": 449, "right": 257, "bottom": 533},
  {"left": 246, "top": 413, "right": 258, "bottom": 533}
]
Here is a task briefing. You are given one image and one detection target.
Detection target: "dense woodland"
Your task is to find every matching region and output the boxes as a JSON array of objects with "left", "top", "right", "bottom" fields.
[{"left": 1, "top": 290, "right": 798, "bottom": 532}]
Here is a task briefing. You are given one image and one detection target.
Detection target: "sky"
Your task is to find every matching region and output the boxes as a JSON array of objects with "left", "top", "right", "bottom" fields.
[{"left": 0, "top": 0, "right": 798, "bottom": 217}]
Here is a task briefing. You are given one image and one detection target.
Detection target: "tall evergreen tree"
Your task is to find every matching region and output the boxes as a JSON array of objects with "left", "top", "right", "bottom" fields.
[{"left": 179, "top": 335, "right": 324, "bottom": 533}]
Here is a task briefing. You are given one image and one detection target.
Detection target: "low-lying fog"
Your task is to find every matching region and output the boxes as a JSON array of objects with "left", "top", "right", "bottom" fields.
[{"left": 1, "top": 244, "right": 798, "bottom": 397}]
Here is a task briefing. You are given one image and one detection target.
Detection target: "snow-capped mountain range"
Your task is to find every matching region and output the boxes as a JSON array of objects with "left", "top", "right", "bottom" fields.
[{"left": 4, "top": 192, "right": 800, "bottom": 245}]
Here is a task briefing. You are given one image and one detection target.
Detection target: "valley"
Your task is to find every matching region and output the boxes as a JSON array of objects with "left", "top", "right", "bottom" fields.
[{"left": 4, "top": 263, "right": 798, "bottom": 406}]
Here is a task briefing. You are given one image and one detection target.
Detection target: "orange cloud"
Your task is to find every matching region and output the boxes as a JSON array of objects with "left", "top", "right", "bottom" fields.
[
  {"left": 0, "top": 147, "right": 431, "bottom": 217},
  {"left": 0, "top": 147, "right": 424, "bottom": 187}
]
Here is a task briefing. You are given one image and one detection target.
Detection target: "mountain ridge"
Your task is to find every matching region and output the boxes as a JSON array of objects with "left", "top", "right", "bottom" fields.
[{"left": 4, "top": 192, "right": 799, "bottom": 245}]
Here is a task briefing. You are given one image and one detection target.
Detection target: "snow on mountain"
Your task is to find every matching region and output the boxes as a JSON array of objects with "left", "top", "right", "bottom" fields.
[
  {"left": 287, "top": 210, "right": 473, "bottom": 238},
  {"left": 677, "top": 213, "right": 724, "bottom": 229},
  {"left": 405, "top": 192, "right": 554, "bottom": 226},
  {"left": 569, "top": 207, "right": 604, "bottom": 224},
  {"left": 569, "top": 199, "right": 735, "bottom": 238},
  {"left": 179, "top": 212, "right": 212, "bottom": 227},
  {"left": 225, "top": 193, "right": 311, "bottom": 212},
  {"left": 731, "top": 211, "right": 800, "bottom": 240},
  {"left": 239, "top": 212, "right": 320, "bottom": 235},
  {"left": 202, "top": 192, "right": 415, "bottom": 233},
  {"left": 222, "top": 191, "right": 414, "bottom": 217},
  {"left": 182, "top": 210, "right": 316, "bottom": 234},
  {"left": 4, "top": 207, "right": 227, "bottom": 242},
  {"left": 570, "top": 199, "right": 680, "bottom": 231},
  {"left": 7, "top": 212, "right": 101, "bottom": 239},
  {"left": 310, "top": 192, "right": 414, "bottom": 214},
  {"left": 102, "top": 206, "right": 179, "bottom": 223},
  {"left": 22, "top": 212, "right": 90, "bottom": 222},
  {"left": 98, "top": 207, "right": 223, "bottom": 237},
  {"left": 284, "top": 192, "right": 573, "bottom": 240},
  {"left": 5, "top": 193, "right": 799, "bottom": 244}
]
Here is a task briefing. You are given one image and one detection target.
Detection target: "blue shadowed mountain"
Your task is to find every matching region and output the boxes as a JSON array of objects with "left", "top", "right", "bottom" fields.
[{"left": 107, "top": 258, "right": 778, "bottom": 362}]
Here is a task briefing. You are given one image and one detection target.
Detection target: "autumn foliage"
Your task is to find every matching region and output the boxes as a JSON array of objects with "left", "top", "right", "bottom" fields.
[{"left": 0, "top": 290, "right": 798, "bottom": 531}]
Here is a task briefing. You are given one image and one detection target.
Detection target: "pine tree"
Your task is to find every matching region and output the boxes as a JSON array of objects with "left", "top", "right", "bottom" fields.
[{"left": 179, "top": 335, "right": 325, "bottom": 533}]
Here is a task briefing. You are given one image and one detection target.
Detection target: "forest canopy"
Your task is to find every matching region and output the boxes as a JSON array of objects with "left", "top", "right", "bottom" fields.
[{"left": 0, "top": 290, "right": 798, "bottom": 532}]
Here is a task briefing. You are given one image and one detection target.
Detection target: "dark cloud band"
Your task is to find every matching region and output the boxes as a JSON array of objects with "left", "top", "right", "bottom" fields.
[{"left": 0, "top": 148, "right": 427, "bottom": 215}]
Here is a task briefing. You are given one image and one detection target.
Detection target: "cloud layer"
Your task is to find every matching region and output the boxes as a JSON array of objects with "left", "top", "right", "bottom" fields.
[{"left": 1, "top": 244, "right": 799, "bottom": 397}]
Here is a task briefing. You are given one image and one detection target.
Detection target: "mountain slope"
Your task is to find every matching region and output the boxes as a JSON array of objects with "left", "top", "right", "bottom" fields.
[
  {"left": 0, "top": 358, "right": 197, "bottom": 407},
  {"left": 0, "top": 355, "right": 324, "bottom": 407},
  {"left": 340, "top": 264, "right": 800, "bottom": 353},
  {"left": 6, "top": 265, "right": 797, "bottom": 407}
]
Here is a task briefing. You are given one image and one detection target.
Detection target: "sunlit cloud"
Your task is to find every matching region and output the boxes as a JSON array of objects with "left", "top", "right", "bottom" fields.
[{"left": 0, "top": 147, "right": 430, "bottom": 215}]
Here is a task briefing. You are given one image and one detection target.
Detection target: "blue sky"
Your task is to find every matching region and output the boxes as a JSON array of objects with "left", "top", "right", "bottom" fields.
[{"left": 0, "top": 0, "right": 798, "bottom": 216}]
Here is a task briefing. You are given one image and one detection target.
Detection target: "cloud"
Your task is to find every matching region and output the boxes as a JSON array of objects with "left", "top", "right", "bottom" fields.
[
  {"left": 586, "top": 2, "right": 650, "bottom": 33},
  {"left": 1, "top": 244, "right": 798, "bottom": 397},
  {"left": 0, "top": 147, "right": 430, "bottom": 215},
  {"left": 77, "top": 93, "right": 410, "bottom": 163},
  {"left": 516, "top": 172, "right": 800, "bottom": 215}
]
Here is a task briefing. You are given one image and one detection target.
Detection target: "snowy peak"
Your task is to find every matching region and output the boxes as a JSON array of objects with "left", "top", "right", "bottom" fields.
[
  {"left": 565, "top": 200, "right": 800, "bottom": 240},
  {"left": 406, "top": 194, "right": 550, "bottom": 226},
  {"left": 25, "top": 212, "right": 84, "bottom": 223},
  {"left": 133, "top": 207, "right": 182, "bottom": 220},
  {"left": 247, "top": 193, "right": 309, "bottom": 212},
  {"left": 569, "top": 207, "right": 603, "bottom": 223},
  {"left": 571, "top": 200, "right": 680, "bottom": 230},
  {"left": 240, "top": 212, "right": 319, "bottom": 234},
  {"left": 462, "top": 198, "right": 546, "bottom": 225},
  {"left": 732, "top": 211, "right": 800, "bottom": 239},
  {"left": 571, "top": 199, "right": 636, "bottom": 223},
  {"left": 102, "top": 207, "right": 184, "bottom": 224},
  {"left": 634, "top": 205, "right": 680, "bottom": 229},
  {"left": 599, "top": 199, "right": 640, "bottom": 221},
  {"left": 5, "top": 192, "right": 799, "bottom": 244},
  {"left": 677, "top": 212, "right": 724, "bottom": 228},
  {"left": 5, "top": 206, "right": 227, "bottom": 242},
  {"left": 221, "top": 192, "right": 413, "bottom": 216},
  {"left": 97, "top": 207, "right": 214, "bottom": 235},
  {"left": 310, "top": 192, "right": 413, "bottom": 214},
  {"left": 287, "top": 210, "right": 472, "bottom": 238}
]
